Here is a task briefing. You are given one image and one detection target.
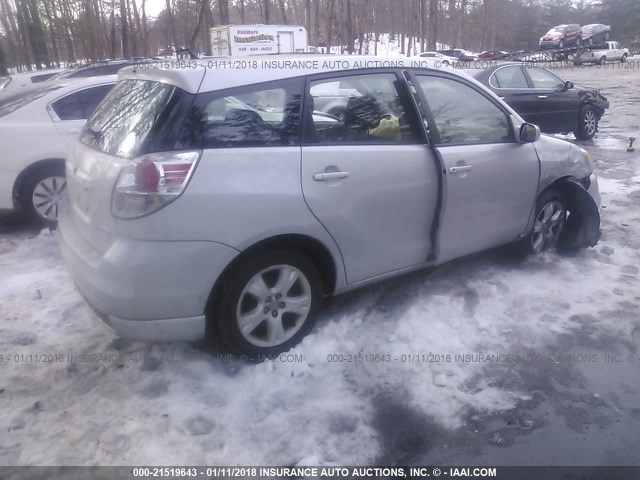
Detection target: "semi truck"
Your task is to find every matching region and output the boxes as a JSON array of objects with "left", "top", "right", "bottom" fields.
[{"left": 210, "top": 25, "right": 317, "bottom": 56}]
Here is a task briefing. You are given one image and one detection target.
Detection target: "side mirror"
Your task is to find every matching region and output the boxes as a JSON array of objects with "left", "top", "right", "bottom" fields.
[
  {"left": 519, "top": 122, "right": 540, "bottom": 143},
  {"left": 565, "top": 81, "right": 574, "bottom": 89}
]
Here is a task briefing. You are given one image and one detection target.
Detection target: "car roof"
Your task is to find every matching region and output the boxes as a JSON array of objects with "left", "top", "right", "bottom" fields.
[
  {"left": 119, "top": 54, "right": 478, "bottom": 93},
  {"left": 11, "top": 68, "right": 67, "bottom": 79}
]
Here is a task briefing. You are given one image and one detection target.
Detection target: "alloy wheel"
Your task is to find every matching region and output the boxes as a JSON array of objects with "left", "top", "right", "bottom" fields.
[
  {"left": 32, "top": 176, "right": 66, "bottom": 221},
  {"left": 532, "top": 200, "right": 565, "bottom": 253},
  {"left": 236, "top": 264, "right": 312, "bottom": 348},
  {"left": 583, "top": 110, "right": 597, "bottom": 137}
]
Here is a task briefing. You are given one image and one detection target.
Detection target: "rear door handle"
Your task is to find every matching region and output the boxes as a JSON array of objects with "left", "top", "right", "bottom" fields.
[
  {"left": 537, "top": 95, "right": 548, "bottom": 99},
  {"left": 313, "top": 171, "right": 349, "bottom": 181},
  {"left": 448, "top": 165, "right": 473, "bottom": 174}
]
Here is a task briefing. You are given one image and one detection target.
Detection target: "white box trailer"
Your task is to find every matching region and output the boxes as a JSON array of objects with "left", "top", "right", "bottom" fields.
[{"left": 210, "top": 25, "right": 311, "bottom": 56}]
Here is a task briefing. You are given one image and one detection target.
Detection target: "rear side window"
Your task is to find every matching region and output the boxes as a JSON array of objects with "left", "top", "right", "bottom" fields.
[
  {"left": 490, "top": 66, "right": 528, "bottom": 89},
  {"left": 30, "top": 72, "right": 58, "bottom": 83},
  {"left": 307, "top": 73, "right": 417, "bottom": 144},
  {"left": 81, "top": 80, "right": 179, "bottom": 158},
  {"left": 175, "top": 78, "right": 302, "bottom": 148},
  {"left": 51, "top": 85, "right": 113, "bottom": 120}
]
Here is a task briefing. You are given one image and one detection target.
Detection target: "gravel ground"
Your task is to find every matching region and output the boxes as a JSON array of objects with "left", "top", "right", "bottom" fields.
[{"left": 0, "top": 61, "right": 639, "bottom": 470}]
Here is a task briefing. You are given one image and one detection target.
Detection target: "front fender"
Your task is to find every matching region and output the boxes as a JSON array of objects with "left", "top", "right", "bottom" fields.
[{"left": 557, "top": 178, "right": 601, "bottom": 252}]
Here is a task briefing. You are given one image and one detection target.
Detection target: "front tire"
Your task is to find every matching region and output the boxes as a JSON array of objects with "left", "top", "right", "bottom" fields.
[
  {"left": 216, "top": 250, "right": 323, "bottom": 357},
  {"left": 574, "top": 104, "right": 599, "bottom": 140},
  {"left": 21, "top": 165, "right": 66, "bottom": 225},
  {"left": 621, "top": 53, "right": 627, "bottom": 63},
  {"left": 526, "top": 190, "right": 567, "bottom": 255}
]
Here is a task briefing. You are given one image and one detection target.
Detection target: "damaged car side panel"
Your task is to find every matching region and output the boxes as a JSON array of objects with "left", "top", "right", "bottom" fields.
[{"left": 529, "top": 135, "right": 601, "bottom": 250}]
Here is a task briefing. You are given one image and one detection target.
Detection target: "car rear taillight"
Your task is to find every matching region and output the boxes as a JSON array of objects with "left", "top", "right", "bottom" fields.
[{"left": 112, "top": 150, "right": 201, "bottom": 219}]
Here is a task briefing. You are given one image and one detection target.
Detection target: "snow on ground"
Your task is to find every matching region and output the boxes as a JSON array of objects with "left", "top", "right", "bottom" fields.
[{"left": 1, "top": 66, "right": 639, "bottom": 467}]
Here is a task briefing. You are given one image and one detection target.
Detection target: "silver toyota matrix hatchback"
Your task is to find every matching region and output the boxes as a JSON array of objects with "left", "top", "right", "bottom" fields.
[{"left": 58, "top": 56, "right": 601, "bottom": 356}]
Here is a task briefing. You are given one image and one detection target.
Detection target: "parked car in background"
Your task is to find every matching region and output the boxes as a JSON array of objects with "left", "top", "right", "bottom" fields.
[
  {"left": 478, "top": 50, "right": 509, "bottom": 60},
  {"left": 467, "top": 62, "right": 609, "bottom": 140},
  {"left": 0, "top": 76, "right": 116, "bottom": 224},
  {"left": 581, "top": 24, "right": 611, "bottom": 45},
  {"left": 416, "top": 51, "right": 459, "bottom": 65},
  {"left": 0, "top": 68, "right": 67, "bottom": 93},
  {"left": 576, "top": 41, "right": 628, "bottom": 65},
  {"left": 436, "top": 48, "right": 478, "bottom": 61},
  {"left": 58, "top": 56, "right": 600, "bottom": 356},
  {"left": 539, "top": 24, "right": 582, "bottom": 49},
  {"left": 49, "top": 60, "right": 139, "bottom": 80}
]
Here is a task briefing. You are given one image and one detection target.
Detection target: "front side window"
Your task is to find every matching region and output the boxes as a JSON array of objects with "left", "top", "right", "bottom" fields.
[
  {"left": 490, "top": 66, "right": 529, "bottom": 89},
  {"left": 416, "top": 75, "right": 512, "bottom": 145},
  {"left": 176, "top": 79, "right": 301, "bottom": 149},
  {"left": 308, "top": 73, "right": 416, "bottom": 144},
  {"left": 526, "top": 67, "right": 565, "bottom": 89}
]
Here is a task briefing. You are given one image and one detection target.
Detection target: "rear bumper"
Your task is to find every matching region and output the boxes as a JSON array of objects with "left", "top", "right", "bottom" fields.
[{"left": 57, "top": 202, "right": 239, "bottom": 342}]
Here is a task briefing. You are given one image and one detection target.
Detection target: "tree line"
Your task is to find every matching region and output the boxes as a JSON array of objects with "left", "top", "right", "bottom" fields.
[{"left": 0, "top": 0, "right": 638, "bottom": 75}]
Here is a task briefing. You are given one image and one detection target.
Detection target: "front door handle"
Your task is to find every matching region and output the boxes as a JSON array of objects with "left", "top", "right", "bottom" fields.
[
  {"left": 537, "top": 95, "right": 548, "bottom": 99},
  {"left": 313, "top": 171, "right": 349, "bottom": 181},
  {"left": 448, "top": 165, "right": 473, "bottom": 174}
]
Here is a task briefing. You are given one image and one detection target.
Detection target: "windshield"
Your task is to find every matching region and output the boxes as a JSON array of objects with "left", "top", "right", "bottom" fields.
[
  {"left": 547, "top": 27, "right": 564, "bottom": 35},
  {"left": 0, "top": 83, "right": 63, "bottom": 117},
  {"left": 80, "top": 79, "right": 178, "bottom": 158}
]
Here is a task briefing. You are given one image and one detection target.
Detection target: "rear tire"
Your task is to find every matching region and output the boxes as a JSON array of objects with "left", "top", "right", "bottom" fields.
[
  {"left": 574, "top": 104, "right": 599, "bottom": 140},
  {"left": 215, "top": 250, "right": 323, "bottom": 357},
  {"left": 621, "top": 53, "right": 628, "bottom": 63},
  {"left": 597, "top": 55, "right": 606, "bottom": 65},
  {"left": 21, "top": 165, "right": 66, "bottom": 225}
]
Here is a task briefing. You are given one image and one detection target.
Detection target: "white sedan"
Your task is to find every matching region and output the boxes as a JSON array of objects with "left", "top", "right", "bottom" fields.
[
  {"left": 0, "top": 76, "right": 116, "bottom": 223},
  {"left": 0, "top": 68, "right": 67, "bottom": 93},
  {"left": 415, "top": 51, "right": 459, "bottom": 66}
]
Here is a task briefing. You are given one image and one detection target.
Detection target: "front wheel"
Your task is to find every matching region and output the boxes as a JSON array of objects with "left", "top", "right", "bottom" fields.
[
  {"left": 527, "top": 190, "right": 567, "bottom": 255},
  {"left": 574, "top": 105, "right": 599, "bottom": 140},
  {"left": 216, "top": 250, "right": 323, "bottom": 357},
  {"left": 621, "top": 53, "right": 627, "bottom": 63},
  {"left": 597, "top": 56, "right": 606, "bottom": 65},
  {"left": 22, "top": 165, "right": 66, "bottom": 225}
]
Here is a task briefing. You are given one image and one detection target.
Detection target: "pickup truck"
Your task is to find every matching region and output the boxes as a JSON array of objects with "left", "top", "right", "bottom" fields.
[{"left": 576, "top": 41, "right": 629, "bottom": 65}]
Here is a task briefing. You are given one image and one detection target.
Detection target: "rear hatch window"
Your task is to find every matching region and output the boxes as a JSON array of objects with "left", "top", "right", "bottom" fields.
[{"left": 80, "top": 79, "right": 192, "bottom": 158}]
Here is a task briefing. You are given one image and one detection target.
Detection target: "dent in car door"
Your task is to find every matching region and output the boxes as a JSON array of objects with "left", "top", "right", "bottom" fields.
[
  {"left": 301, "top": 71, "right": 439, "bottom": 284},
  {"left": 411, "top": 73, "right": 540, "bottom": 263}
]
